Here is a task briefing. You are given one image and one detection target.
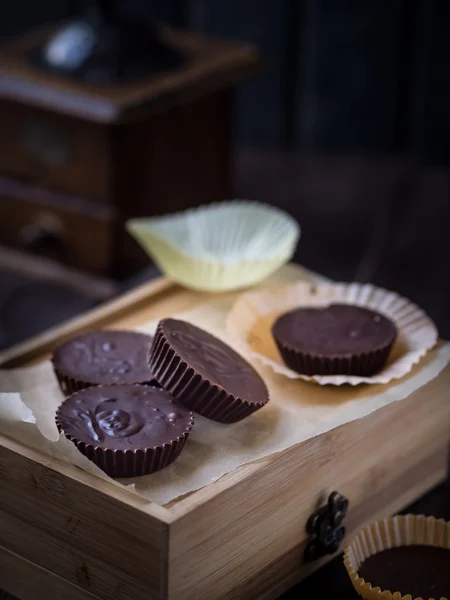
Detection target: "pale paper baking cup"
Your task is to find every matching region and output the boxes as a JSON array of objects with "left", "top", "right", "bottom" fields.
[
  {"left": 344, "top": 515, "right": 450, "bottom": 600},
  {"left": 226, "top": 282, "right": 438, "bottom": 385},
  {"left": 126, "top": 201, "right": 300, "bottom": 292}
]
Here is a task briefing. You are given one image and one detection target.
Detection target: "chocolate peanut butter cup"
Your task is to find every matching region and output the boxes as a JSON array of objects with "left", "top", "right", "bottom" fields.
[
  {"left": 272, "top": 303, "right": 397, "bottom": 377},
  {"left": 56, "top": 384, "right": 194, "bottom": 478},
  {"left": 149, "top": 319, "right": 269, "bottom": 423},
  {"left": 52, "top": 330, "right": 157, "bottom": 395},
  {"left": 344, "top": 515, "right": 450, "bottom": 600}
]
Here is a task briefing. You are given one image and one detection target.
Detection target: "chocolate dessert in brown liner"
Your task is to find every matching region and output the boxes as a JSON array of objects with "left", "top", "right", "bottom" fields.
[
  {"left": 52, "top": 330, "right": 158, "bottom": 395},
  {"left": 272, "top": 304, "right": 397, "bottom": 377},
  {"left": 149, "top": 319, "right": 269, "bottom": 423},
  {"left": 56, "top": 384, "right": 194, "bottom": 478},
  {"left": 358, "top": 546, "right": 449, "bottom": 599}
]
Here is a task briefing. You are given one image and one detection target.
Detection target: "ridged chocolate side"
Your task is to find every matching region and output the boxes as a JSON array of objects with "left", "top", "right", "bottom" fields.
[
  {"left": 52, "top": 363, "right": 160, "bottom": 397},
  {"left": 53, "top": 366, "right": 89, "bottom": 396},
  {"left": 55, "top": 409, "right": 193, "bottom": 479},
  {"left": 273, "top": 338, "right": 395, "bottom": 377},
  {"left": 149, "top": 325, "right": 269, "bottom": 423}
]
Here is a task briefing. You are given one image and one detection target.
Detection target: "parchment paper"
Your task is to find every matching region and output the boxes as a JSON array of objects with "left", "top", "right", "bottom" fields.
[{"left": 1, "top": 290, "right": 449, "bottom": 506}]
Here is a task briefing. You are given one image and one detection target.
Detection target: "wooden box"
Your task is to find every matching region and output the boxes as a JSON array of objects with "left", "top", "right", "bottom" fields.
[{"left": 0, "top": 265, "right": 449, "bottom": 600}]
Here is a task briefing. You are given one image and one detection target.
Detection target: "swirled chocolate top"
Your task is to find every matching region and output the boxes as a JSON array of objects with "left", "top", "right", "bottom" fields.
[
  {"left": 56, "top": 384, "right": 194, "bottom": 451},
  {"left": 52, "top": 330, "right": 155, "bottom": 385}
]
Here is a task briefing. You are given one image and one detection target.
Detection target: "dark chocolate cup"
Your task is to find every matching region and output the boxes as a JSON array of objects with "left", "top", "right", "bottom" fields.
[
  {"left": 51, "top": 330, "right": 159, "bottom": 397},
  {"left": 272, "top": 337, "right": 395, "bottom": 377},
  {"left": 55, "top": 386, "right": 194, "bottom": 478},
  {"left": 344, "top": 515, "right": 450, "bottom": 600},
  {"left": 52, "top": 364, "right": 159, "bottom": 397},
  {"left": 149, "top": 325, "right": 269, "bottom": 423}
]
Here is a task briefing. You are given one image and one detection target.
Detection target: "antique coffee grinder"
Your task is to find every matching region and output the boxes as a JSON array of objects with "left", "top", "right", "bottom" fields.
[
  {"left": 0, "top": 1, "right": 260, "bottom": 278},
  {"left": 32, "top": 0, "right": 183, "bottom": 83}
]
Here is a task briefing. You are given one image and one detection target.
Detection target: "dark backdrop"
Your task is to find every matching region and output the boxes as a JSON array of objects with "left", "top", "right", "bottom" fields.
[
  {"left": 1, "top": 1, "right": 450, "bottom": 339},
  {"left": 2, "top": 0, "right": 450, "bottom": 163}
]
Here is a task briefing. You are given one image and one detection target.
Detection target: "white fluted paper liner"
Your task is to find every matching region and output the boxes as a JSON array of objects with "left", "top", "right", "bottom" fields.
[
  {"left": 226, "top": 281, "right": 438, "bottom": 385},
  {"left": 126, "top": 201, "right": 300, "bottom": 292},
  {"left": 344, "top": 515, "right": 449, "bottom": 600}
]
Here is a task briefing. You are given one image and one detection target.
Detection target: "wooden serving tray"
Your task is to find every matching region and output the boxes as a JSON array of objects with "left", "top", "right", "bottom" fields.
[{"left": 0, "top": 264, "right": 449, "bottom": 600}]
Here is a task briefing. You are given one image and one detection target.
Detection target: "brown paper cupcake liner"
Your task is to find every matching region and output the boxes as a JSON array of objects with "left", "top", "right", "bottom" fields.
[
  {"left": 274, "top": 340, "right": 394, "bottom": 377},
  {"left": 344, "top": 515, "right": 450, "bottom": 600},
  {"left": 55, "top": 392, "right": 194, "bottom": 478},
  {"left": 149, "top": 325, "right": 269, "bottom": 423},
  {"left": 52, "top": 364, "right": 160, "bottom": 397}
]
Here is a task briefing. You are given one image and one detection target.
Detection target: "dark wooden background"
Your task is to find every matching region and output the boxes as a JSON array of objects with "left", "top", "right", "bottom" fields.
[
  {"left": 1, "top": 1, "right": 450, "bottom": 340},
  {"left": 2, "top": 0, "right": 450, "bottom": 161}
]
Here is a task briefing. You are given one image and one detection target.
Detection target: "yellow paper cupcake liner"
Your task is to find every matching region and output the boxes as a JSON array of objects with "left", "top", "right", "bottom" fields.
[
  {"left": 344, "top": 515, "right": 450, "bottom": 600},
  {"left": 126, "top": 201, "right": 300, "bottom": 292}
]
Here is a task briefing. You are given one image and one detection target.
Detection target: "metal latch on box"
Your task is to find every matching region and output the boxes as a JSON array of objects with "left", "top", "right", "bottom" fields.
[{"left": 304, "top": 491, "right": 349, "bottom": 562}]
